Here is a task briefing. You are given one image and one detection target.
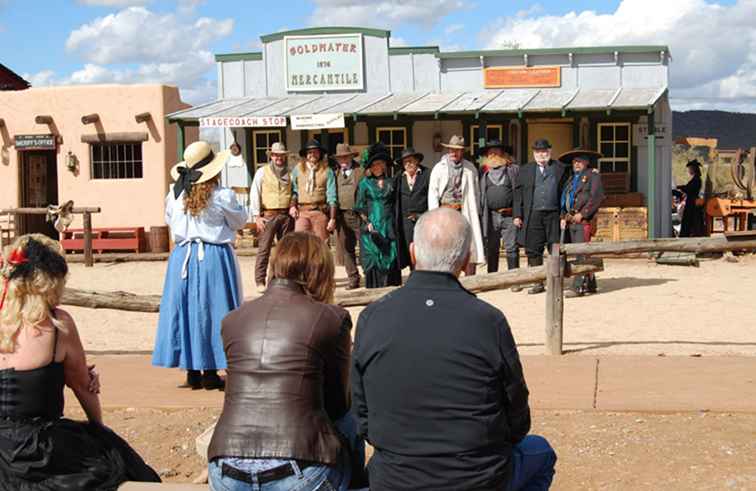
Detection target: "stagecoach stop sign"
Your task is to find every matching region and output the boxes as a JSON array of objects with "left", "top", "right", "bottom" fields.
[{"left": 285, "top": 34, "right": 364, "bottom": 92}]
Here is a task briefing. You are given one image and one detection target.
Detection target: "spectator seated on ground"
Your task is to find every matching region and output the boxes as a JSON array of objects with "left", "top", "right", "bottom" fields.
[
  {"left": 207, "top": 232, "right": 368, "bottom": 490},
  {"left": 0, "top": 234, "right": 160, "bottom": 490},
  {"left": 351, "top": 207, "right": 557, "bottom": 490}
]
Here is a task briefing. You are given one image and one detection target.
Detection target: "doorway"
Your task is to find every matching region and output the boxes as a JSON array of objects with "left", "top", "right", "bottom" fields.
[
  {"left": 308, "top": 128, "right": 349, "bottom": 156},
  {"left": 527, "top": 123, "right": 574, "bottom": 160},
  {"left": 19, "top": 150, "right": 58, "bottom": 238}
]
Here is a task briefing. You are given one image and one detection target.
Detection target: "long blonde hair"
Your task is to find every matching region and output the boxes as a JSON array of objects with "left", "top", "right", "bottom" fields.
[
  {"left": 0, "top": 234, "right": 68, "bottom": 353},
  {"left": 183, "top": 175, "right": 219, "bottom": 217},
  {"left": 270, "top": 232, "right": 335, "bottom": 304}
]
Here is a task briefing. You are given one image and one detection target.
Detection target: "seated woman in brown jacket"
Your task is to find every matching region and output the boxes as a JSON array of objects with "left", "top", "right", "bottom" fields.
[{"left": 208, "top": 232, "right": 366, "bottom": 491}]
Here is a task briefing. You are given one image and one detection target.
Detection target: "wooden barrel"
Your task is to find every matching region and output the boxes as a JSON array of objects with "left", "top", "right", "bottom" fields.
[{"left": 147, "top": 226, "right": 170, "bottom": 253}]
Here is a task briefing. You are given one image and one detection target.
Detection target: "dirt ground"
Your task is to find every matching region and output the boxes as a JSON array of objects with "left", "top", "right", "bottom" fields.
[
  {"left": 65, "top": 254, "right": 756, "bottom": 356},
  {"left": 63, "top": 406, "right": 756, "bottom": 490}
]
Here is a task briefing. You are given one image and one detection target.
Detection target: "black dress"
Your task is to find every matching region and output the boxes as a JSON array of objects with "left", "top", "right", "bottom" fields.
[
  {"left": 678, "top": 175, "right": 705, "bottom": 237},
  {"left": 0, "top": 330, "right": 160, "bottom": 490}
]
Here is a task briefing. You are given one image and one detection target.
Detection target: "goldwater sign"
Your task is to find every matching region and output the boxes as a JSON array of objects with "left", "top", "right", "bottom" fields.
[
  {"left": 199, "top": 116, "right": 286, "bottom": 128},
  {"left": 285, "top": 34, "right": 364, "bottom": 92}
]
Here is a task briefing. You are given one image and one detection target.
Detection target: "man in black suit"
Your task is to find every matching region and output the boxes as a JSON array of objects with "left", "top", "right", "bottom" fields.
[
  {"left": 352, "top": 207, "right": 557, "bottom": 491},
  {"left": 395, "top": 147, "right": 430, "bottom": 271},
  {"left": 513, "top": 139, "right": 570, "bottom": 294}
]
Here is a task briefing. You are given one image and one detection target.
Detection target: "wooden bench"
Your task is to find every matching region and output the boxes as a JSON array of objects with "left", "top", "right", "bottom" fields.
[{"left": 60, "top": 227, "right": 145, "bottom": 254}]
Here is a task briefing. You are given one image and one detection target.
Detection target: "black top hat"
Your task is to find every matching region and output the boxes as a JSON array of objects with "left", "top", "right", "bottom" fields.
[
  {"left": 478, "top": 139, "right": 513, "bottom": 156},
  {"left": 395, "top": 147, "right": 425, "bottom": 165},
  {"left": 531, "top": 139, "right": 552, "bottom": 150},
  {"left": 361, "top": 142, "right": 392, "bottom": 169},
  {"left": 558, "top": 148, "right": 603, "bottom": 165},
  {"left": 299, "top": 139, "right": 327, "bottom": 158},
  {"left": 686, "top": 159, "right": 702, "bottom": 168}
]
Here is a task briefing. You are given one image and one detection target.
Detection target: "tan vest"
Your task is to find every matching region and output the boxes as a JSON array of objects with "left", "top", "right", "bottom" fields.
[
  {"left": 261, "top": 164, "right": 293, "bottom": 210},
  {"left": 296, "top": 162, "right": 328, "bottom": 205},
  {"left": 336, "top": 166, "right": 363, "bottom": 210}
]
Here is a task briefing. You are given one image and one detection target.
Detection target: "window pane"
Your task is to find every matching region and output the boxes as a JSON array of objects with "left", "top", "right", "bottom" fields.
[
  {"left": 255, "top": 133, "right": 266, "bottom": 147},
  {"left": 599, "top": 161, "right": 614, "bottom": 173},
  {"left": 93, "top": 163, "right": 102, "bottom": 179},
  {"left": 134, "top": 144, "right": 142, "bottom": 161},
  {"left": 601, "top": 142, "right": 614, "bottom": 157},
  {"left": 615, "top": 125, "right": 629, "bottom": 141},
  {"left": 256, "top": 150, "right": 267, "bottom": 164},
  {"left": 600, "top": 125, "right": 613, "bottom": 141},
  {"left": 270, "top": 131, "right": 280, "bottom": 144},
  {"left": 394, "top": 130, "right": 405, "bottom": 147},
  {"left": 135, "top": 163, "right": 143, "bottom": 178},
  {"left": 614, "top": 161, "right": 628, "bottom": 173},
  {"left": 378, "top": 130, "right": 390, "bottom": 145},
  {"left": 487, "top": 127, "right": 502, "bottom": 141},
  {"left": 615, "top": 142, "right": 629, "bottom": 158}
]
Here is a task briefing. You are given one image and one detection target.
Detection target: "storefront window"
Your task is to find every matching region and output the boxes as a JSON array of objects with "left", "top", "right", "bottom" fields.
[
  {"left": 90, "top": 142, "right": 143, "bottom": 179},
  {"left": 252, "top": 130, "right": 282, "bottom": 169},
  {"left": 470, "top": 125, "right": 504, "bottom": 156},
  {"left": 376, "top": 127, "right": 406, "bottom": 161},
  {"left": 597, "top": 123, "right": 631, "bottom": 193}
]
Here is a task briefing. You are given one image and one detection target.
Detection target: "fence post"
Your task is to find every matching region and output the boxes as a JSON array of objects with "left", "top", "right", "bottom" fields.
[
  {"left": 83, "top": 211, "right": 93, "bottom": 268},
  {"left": 545, "top": 243, "right": 564, "bottom": 355}
]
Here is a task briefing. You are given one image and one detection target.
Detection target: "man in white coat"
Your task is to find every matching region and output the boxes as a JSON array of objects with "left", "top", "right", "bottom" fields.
[{"left": 428, "top": 135, "right": 485, "bottom": 275}]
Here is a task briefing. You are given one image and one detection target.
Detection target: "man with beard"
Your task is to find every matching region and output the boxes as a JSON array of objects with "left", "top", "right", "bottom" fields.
[
  {"left": 249, "top": 142, "right": 295, "bottom": 291},
  {"left": 290, "top": 139, "right": 338, "bottom": 241},
  {"left": 332, "top": 143, "right": 364, "bottom": 290},
  {"left": 513, "top": 139, "right": 569, "bottom": 294}
]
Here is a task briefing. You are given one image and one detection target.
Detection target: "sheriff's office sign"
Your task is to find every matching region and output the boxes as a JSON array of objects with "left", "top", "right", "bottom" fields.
[
  {"left": 14, "top": 134, "right": 56, "bottom": 150},
  {"left": 285, "top": 34, "right": 364, "bottom": 92},
  {"left": 484, "top": 66, "right": 561, "bottom": 89},
  {"left": 290, "top": 113, "right": 345, "bottom": 130},
  {"left": 199, "top": 116, "right": 286, "bottom": 128}
]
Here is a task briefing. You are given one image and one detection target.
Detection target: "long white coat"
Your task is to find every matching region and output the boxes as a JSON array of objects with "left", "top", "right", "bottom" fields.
[{"left": 428, "top": 155, "right": 486, "bottom": 264}]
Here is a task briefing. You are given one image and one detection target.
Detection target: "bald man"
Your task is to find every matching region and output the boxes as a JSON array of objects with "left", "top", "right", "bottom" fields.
[{"left": 352, "top": 208, "right": 556, "bottom": 491}]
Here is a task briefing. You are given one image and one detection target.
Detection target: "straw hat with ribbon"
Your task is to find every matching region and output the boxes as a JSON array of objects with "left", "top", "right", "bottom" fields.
[
  {"left": 266, "top": 142, "right": 290, "bottom": 157},
  {"left": 170, "top": 141, "right": 229, "bottom": 199}
]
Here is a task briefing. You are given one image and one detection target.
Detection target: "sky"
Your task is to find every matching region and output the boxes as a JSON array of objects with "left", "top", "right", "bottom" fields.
[{"left": 2, "top": 0, "right": 755, "bottom": 112}]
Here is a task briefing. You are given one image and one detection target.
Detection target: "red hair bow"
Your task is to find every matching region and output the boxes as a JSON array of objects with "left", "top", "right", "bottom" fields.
[{"left": 8, "top": 248, "right": 28, "bottom": 266}]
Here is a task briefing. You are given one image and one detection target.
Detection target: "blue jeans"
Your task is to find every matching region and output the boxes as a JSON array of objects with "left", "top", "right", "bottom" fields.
[
  {"left": 507, "top": 435, "right": 557, "bottom": 491},
  {"left": 209, "top": 413, "right": 365, "bottom": 491}
]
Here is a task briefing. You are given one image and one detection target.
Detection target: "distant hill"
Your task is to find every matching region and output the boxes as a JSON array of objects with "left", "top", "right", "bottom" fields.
[{"left": 673, "top": 110, "right": 756, "bottom": 149}]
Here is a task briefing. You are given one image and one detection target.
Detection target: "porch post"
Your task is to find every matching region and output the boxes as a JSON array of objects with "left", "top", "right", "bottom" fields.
[
  {"left": 647, "top": 111, "right": 656, "bottom": 239},
  {"left": 177, "top": 122, "right": 186, "bottom": 162}
]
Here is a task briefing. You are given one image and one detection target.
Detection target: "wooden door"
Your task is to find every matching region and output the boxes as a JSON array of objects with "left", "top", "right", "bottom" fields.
[
  {"left": 527, "top": 123, "right": 573, "bottom": 161},
  {"left": 19, "top": 151, "right": 58, "bottom": 238}
]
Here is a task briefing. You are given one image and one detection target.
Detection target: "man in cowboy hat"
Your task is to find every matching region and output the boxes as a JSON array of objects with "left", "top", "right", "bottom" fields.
[
  {"left": 513, "top": 138, "right": 570, "bottom": 294},
  {"left": 559, "top": 148, "right": 606, "bottom": 297},
  {"left": 395, "top": 147, "right": 430, "bottom": 271},
  {"left": 479, "top": 142, "right": 522, "bottom": 282},
  {"left": 428, "top": 135, "right": 485, "bottom": 276},
  {"left": 332, "top": 143, "right": 364, "bottom": 289},
  {"left": 290, "top": 139, "right": 338, "bottom": 241},
  {"left": 249, "top": 142, "right": 296, "bottom": 291}
]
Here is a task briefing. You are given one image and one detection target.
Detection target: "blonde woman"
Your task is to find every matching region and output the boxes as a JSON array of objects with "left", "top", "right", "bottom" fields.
[
  {"left": 0, "top": 234, "right": 160, "bottom": 489},
  {"left": 208, "top": 232, "right": 367, "bottom": 491},
  {"left": 152, "top": 141, "right": 247, "bottom": 390}
]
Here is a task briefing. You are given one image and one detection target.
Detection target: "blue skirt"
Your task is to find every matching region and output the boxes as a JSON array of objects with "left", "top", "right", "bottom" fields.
[{"left": 152, "top": 241, "right": 241, "bottom": 370}]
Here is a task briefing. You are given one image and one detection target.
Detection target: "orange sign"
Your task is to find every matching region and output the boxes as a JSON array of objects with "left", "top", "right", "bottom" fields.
[{"left": 484, "top": 66, "right": 561, "bottom": 89}]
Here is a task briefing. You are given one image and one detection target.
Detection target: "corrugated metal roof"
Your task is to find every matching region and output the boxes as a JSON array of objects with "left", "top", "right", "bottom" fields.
[{"left": 167, "top": 86, "right": 667, "bottom": 121}]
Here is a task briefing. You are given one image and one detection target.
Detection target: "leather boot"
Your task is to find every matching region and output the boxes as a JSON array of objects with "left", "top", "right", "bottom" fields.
[
  {"left": 179, "top": 370, "right": 202, "bottom": 390},
  {"left": 527, "top": 283, "right": 546, "bottom": 295},
  {"left": 201, "top": 370, "right": 225, "bottom": 391},
  {"left": 525, "top": 256, "right": 544, "bottom": 294},
  {"left": 507, "top": 255, "right": 523, "bottom": 292}
]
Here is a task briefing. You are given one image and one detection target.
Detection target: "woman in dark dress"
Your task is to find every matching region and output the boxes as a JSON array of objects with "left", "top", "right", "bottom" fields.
[
  {"left": 0, "top": 234, "right": 160, "bottom": 490},
  {"left": 354, "top": 143, "right": 402, "bottom": 288},
  {"left": 394, "top": 147, "right": 430, "bottom": 271},
  {"left": 677, "top": 159, "right": 705, "bottom": 237}
]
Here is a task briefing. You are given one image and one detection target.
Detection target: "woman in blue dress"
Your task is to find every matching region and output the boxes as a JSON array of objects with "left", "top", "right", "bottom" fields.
[{"left": 152, "top": 141, "right": 247, "bottom": 390}]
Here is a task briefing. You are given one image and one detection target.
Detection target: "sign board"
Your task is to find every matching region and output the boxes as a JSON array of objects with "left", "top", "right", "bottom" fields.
[
  {"left": 14, "top": 134, "right": 56, "bottom": 151},
  {"left": 483, "top": 66, "right": 561, "bottom": 89},
  {"left": 633, "top": 123, "right": 667, "bottom": 142},
  {"left": 290, "top": 113, "right": 345, "bottom": 130},
  {"left": 285, "top": 34, "right": 364, "bottom": 92},
  {"left": 199, "top": 116, "right": 286, "bottom": 128}
]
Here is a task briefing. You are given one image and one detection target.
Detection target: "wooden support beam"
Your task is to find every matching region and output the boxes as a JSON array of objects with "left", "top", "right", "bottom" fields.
[
  {"left": 563, "top": 236, "right": 756, "bottom": 256},
  {"left": 135, "top": 112, "right": 152, "bottom": 123},
  {"left": 62, "top": 288, "right": 162, "bottom": 313},
  {"left": 545, "top": 243, "right": 564, "bottom": 355},
  {"left": 0, "top": 207, "right": 101, "bottom": 215},
  {"left": 81, "top": 113, "right": 100, "bottom": 125},
  {"left": 83, "top": 211, "right": 93, "bottom": 268},
  {"left": 35, "top": 115, "right": 53, "bottom": 125}
]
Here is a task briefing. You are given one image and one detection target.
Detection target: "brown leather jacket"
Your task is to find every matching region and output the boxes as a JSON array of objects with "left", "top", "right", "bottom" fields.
[{"left": 208, "top": 279, "right": 352, "bottom": 464}]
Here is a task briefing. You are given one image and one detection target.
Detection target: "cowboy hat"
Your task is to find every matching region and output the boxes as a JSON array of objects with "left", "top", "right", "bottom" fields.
[
  {"left": 299, "top": 139, "right": 327, "bottom": 158},
  {"left": 332, "top": 143, "right": 358, "bottom": 158},
  {"left": 531, "top": 139, "right": 552, "bottom": 150},
  {"left": 266, "top": 142, "right": 290, "bottom": 157},
  {"left": 558, "top": 148, "right": 603, "bottom": 165},
  {"left": 686, "top": 159, "right": 703, "bottom": 168},
  {"left": 478, "top": 139, "right": 512, "bottom": 157},
  {"left": 395, "top": 147, "right": 424, "bottom": 165},
  {"left": 441, "top": 135, "right": 466, "bottom": 150},
  {"left": 170, "top": 141, "right": 229, "bottom": 198}
]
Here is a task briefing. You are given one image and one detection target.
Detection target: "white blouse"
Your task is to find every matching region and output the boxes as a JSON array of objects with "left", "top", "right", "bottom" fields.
[{"left": 165, "top": 187, "right": 248, "bottom": 244}]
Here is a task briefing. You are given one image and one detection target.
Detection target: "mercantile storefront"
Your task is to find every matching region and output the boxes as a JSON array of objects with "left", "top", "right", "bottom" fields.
[{"left": 168, "top": 26, "right": 673, "bottom": 238}]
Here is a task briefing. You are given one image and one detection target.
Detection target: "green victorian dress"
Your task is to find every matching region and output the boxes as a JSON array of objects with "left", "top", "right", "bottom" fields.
[{"left": 354, "top": 175, "right": 402, "bottom": 288}]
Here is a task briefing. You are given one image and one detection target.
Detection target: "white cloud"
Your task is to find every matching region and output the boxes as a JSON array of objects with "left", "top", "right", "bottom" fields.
[
  {"left": 77, "top": 0, "right": 151, "bottom": 6},
  {"left": 444, "top": 23, "right": 464, "bottom": 35},
  {"left": 308, "top": 0, "right": 469, "bottom": 29},
  {"left": 479, "top": 0, "right": 756, "bottom": 111},
  {"left": 389, "top": 36, "right": 408, "bottom": 47}
]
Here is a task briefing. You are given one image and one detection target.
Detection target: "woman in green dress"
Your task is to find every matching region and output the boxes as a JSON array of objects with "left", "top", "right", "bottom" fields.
[{"left": 354, "top": 144, "right": 402, "bottom": 288}]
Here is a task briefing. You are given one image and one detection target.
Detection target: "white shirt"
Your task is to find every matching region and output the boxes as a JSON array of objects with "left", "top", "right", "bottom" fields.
[{"left": 165, "top": 187, "right": 248, "bottom": 244}]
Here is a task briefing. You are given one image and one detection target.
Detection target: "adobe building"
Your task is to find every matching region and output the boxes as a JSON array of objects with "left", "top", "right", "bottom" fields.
[
  {"left": 0, "top": 84, "right": 196, "bottom": 238},
  {"left": 169, "top": 26, "right": 673, "bottom": 237}
]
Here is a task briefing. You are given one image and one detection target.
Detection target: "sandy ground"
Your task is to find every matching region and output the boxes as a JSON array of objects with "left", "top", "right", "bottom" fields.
[
  {"left": 64, "top": 406, "right": 756, "bottom": 490},
  {"left": 64, "top": 253, "right": 756, "bottom": 356}
]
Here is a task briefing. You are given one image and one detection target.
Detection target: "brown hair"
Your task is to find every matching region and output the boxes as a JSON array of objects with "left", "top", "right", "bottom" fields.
[
  {"left": 270, "top": 232, "right": 335, "bottom": 303},
  {"left": 183, "top": 175, "right": 219, "bottom": 217}
]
